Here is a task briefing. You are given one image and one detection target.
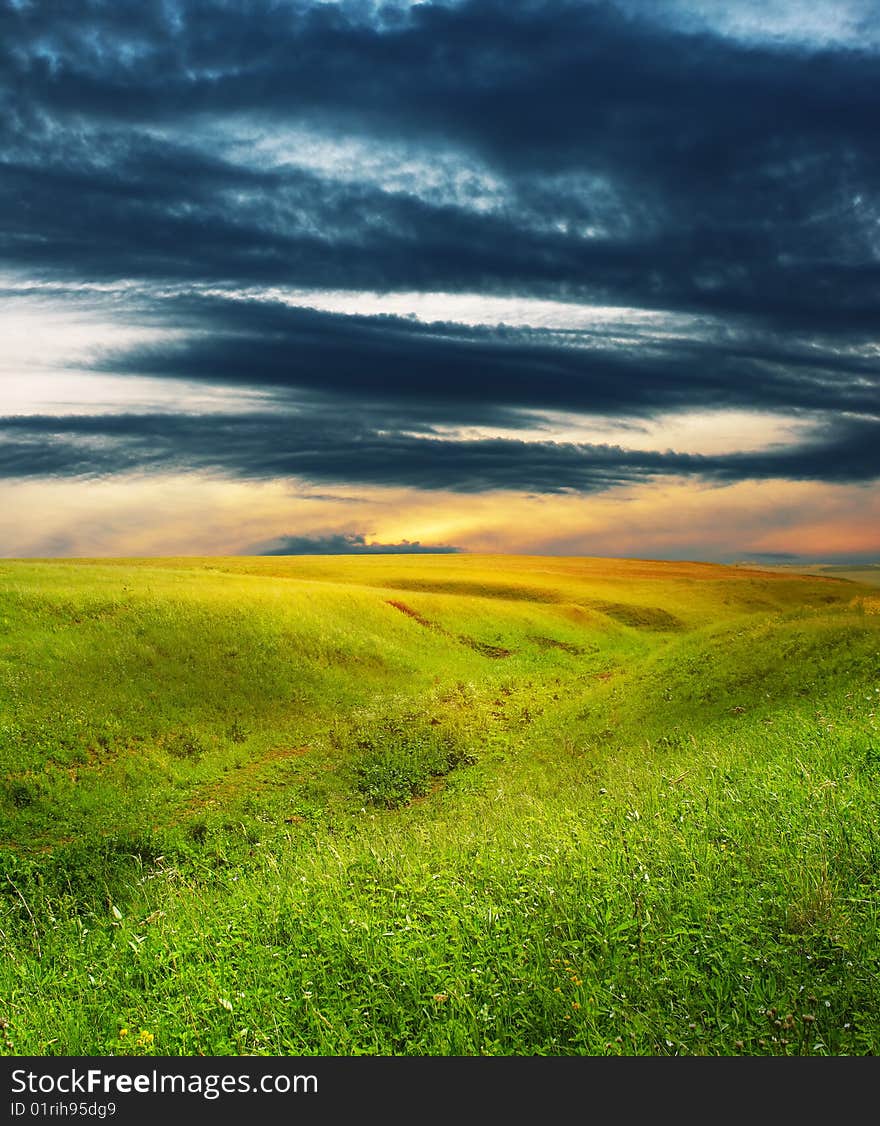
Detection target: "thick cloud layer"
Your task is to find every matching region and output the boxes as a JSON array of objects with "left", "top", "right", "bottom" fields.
[
  {"left": 98, "top": 294, "right": 880, "bottom": 423},
  {"left": 3, "top": 0, "right": 878, "bottom": 322},
  {"left": 1, "top": 0, "right": 878, "bottom": 507},
  {"left": 1, "top": 410, "right": 877, "bottom": 492}
]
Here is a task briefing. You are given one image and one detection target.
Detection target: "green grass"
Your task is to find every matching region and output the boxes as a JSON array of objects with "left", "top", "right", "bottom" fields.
[{"left": 0, "top": 554, "right": 877, "bottom": 1055}]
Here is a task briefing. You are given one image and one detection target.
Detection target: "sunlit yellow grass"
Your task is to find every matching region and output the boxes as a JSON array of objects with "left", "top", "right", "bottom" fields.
[{"left": 1, "top": 554, "right": 878, "bottom": 1056}]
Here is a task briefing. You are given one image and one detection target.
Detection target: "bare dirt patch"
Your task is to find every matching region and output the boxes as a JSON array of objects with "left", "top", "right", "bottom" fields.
[
  {"left": 182, "top": 743, "right": 311, "bottom": 817},
  {"left": 528, "top": 634, "right": 588, "bottom": 655},
  {"left": 386, "top": 599, "right": 512, "bottom": 658}
]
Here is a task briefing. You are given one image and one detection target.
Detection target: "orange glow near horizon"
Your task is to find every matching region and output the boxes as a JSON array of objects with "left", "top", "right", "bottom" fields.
[{"left": 1, "top": 473, "right": 877, "bottom": 562}]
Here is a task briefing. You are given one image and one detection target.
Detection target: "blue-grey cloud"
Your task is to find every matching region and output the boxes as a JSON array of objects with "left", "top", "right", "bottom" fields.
[
  {"left": 249, "top": 532, "right": 462, "bottom": 555},
  {"left": 1, "top": 410, "right": 877, "bottom": 493},
  {"left": 96, "top": 296, "right": 880, "bottom": 425},
  {"left": 2, "top": 0, "right": 879, "bottom": 504},
  {"left": 1, "top": 0, "right": 878, "bottom": 331}
]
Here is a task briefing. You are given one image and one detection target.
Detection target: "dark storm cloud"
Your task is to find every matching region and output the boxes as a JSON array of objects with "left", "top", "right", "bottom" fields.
[
  {"left": 99, "top": 295, "right": 880, "bottom": 423},
  {"left": 249, "top": 532, "right": 461, "bottom": 554},
  {"left": 3, "top": 0, "right": 879, "bottom": 499},
  {"left": 1, "top": 410, "right": 877, "bottom": 492},
  {"left": 1, "top": 0, "right": 878, "bottom": 329}
]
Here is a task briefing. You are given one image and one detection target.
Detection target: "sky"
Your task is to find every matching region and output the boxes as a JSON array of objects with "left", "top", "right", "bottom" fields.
[{"left": 1, "top": 0, "right": 878, "bottom": 560}]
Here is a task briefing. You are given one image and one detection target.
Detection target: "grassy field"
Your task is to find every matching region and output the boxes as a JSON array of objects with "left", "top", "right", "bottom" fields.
[{"left": 0, "top": 554, "right": 878, "bottom": 1056}]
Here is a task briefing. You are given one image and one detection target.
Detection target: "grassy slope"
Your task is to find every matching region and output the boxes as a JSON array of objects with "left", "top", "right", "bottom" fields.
[
  {"left": 0, "top": 555, "right": 877, "bottom": 1055},
  {"left": 734, "top": 562, "right": 880, "bottom": 587}
]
